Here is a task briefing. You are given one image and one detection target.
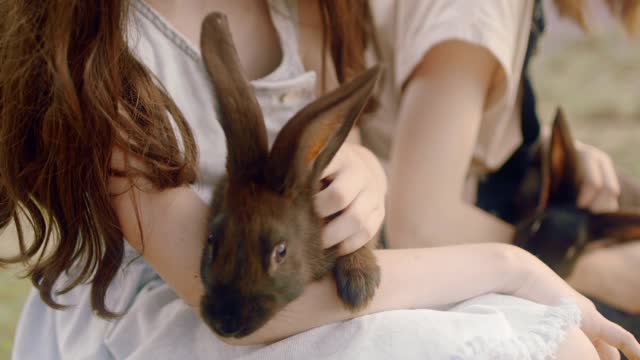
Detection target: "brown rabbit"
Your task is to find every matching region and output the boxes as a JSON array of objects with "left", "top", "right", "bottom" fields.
[
  {"left": 513, "top": 108, "right": 640, "bottom": 277},
  {"left": 198, "top": 13, "right": 382, "bottom": 338}
]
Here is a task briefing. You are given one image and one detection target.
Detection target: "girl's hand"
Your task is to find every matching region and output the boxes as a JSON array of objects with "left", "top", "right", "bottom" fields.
[
  {"left": 575, "top": 140, "right": 621, "bottom": 213},
  {"left": 512, "top": 247, "right": 640, "bottom": 360},
  {"left": 314, "top": 143, "right": 387, "bottom": 255},
  {"left": 572, "top": 294, "right": 637, "bottom": 359}
]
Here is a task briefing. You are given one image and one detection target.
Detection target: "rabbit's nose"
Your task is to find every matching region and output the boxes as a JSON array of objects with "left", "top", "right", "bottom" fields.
[{"left": 213, "top": 315, "right": 243, "bottom": 336}]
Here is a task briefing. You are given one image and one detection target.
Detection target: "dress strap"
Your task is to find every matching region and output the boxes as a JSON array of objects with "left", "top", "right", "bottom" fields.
[{"left": 263, "top": 0, "right": 307, "bottom": 81}]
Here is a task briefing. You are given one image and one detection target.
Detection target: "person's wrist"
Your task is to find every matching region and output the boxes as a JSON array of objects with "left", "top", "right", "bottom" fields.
[
  {"left": 492, "top": 244, "right": 535, "bottom": 296},
  {"left": 504, "top": 245, "right": 570, "bottom": 306}
]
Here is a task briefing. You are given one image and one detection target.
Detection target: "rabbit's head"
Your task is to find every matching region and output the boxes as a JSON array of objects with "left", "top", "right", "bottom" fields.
[
  {"left": 198, "top": 13, "right": 381, "bottom": 338},
  {"left": 514, "top": 109, "right": 640, "bottom": 277}
]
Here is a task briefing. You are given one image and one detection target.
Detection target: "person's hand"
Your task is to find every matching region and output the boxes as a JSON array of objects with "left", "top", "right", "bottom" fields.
[
  {"left": 573, "top": 294, "right": 638, "bottom": 359},
  {"left": 575, "top": 140, "right": 621, "bottom": 213},
  {"left": 314, "top": 143, "right": 386, "bottom": 255},
  {"left": 569, "top": 241, "right": 640, "bottom": 315},
  {"left": 511, "top": 247, "right": 640, "bottom": 359}
]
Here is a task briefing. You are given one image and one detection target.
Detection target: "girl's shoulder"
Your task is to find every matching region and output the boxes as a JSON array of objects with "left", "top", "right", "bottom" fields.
[
  {"left": 364, "top": 0, "right": 536, "bottom": 171},
  {"left": 370, "top": 0, "right": 535, "bottom": 92}
]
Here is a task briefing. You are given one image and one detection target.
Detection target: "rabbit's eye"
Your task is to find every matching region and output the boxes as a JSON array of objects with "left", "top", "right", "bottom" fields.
[
  {"left": 205, "top": 215, "right": 226, "bottom": 257},
  {"left": 204, "top": 233, "right": 218, "bottom": 263},
  {"left": 272, "top": 242, "right": 287, "bottom": 265},
  {"left": 530, "top": 219, "right": 542, "bottom": 235}
]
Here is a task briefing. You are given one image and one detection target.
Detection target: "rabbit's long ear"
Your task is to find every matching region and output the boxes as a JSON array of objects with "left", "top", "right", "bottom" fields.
[
  {"left": 541, "top": 108, "right": 581, "bottom": 208},
  {"left": 201, "top": 13, "right": 268, "bottom": 181},
  {"left": 589, "top": 211, "right": 640, "bottom": 241},
  {"left": 267, "top": 66, "right": 382, "bottom": 193}
]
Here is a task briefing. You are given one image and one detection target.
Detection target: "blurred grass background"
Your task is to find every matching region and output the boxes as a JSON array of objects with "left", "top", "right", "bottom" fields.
[
  {"left": 532, "top": 0, "right": 640, "bottom": 179},
  {"left": 0, "top": 2, "right": 639, "bottom": 358},
  {"left": 0, "top": 221, "right": 31, "bottom": 357},
  {"left": 0, "top": 265, "right": 30, "bottom": 356},
  {"left": 532, "top": 32, "right": 640, "bottom": 179}
]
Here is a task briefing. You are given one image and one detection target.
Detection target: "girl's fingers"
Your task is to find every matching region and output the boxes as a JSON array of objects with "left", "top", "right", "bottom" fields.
[
  {"left": 599, "top": 321, "right": 640, "bottom": 360},
  {"left": 322, "top": 185, "right": 380, "bottom": 249},
  {"left": 590, "top": 190, "right": 619, "bottom": 214},
  {"left": 594, "top": 338, "right": 621, "bottom": 360},
  {"left": 314, "top": 165, "right": 364, "bottom": 217},
  {"left": 335, "top": 205, "right": 385, "bottom": 256},
  {"left": 590, "top": 152, "right": 620, "bottom": 213},
  {"left": 322, "top": 189, "right": 372, "bottom": 249},
  {"left": 316, "top": 143, "right": 386, "bottom": 250},
  {"left": 598, "top": 151, "right": 621, "bottom": 198},
  {"left": 322, "top": 206, "right": 359, "bottom": 249},
  {"left": 577, "top": 143, "right": 620, "bottom": 212},
  {"left": 578, "top": 148, "right": 604, "bottom": 209},
  {"left": 352, "top": 144, "right": 388, "bottom": 194}
]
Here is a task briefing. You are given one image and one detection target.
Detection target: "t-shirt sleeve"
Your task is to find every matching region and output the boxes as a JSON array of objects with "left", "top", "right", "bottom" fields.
[{"left": 394, "top": 0, "right": 533, "bottom": 109}]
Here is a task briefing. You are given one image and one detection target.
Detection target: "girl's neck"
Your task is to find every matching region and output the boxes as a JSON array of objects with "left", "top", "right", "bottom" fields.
[
  {"left": 144, "top": 0, "right": 340, "bottom": 93},
  {"left": 144, "top": 0, "right": 282, "bottom": 81}
]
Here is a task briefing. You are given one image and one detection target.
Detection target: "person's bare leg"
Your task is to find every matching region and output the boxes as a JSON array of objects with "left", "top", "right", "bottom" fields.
[{"left": 554, "top": 327, "right": 601, "bottom": 360}]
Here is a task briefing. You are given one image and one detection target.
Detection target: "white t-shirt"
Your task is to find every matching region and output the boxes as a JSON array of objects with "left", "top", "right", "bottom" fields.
[{"left": 363, "top": 0, "right": 534, "bottom": 184}]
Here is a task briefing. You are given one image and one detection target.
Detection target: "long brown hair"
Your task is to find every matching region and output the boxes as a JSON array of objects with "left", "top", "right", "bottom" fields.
[
  {"left": 0, "top": 0, "right": 373, "bottom": 318},
  {"left": 0, "top": 0, "right": 197, "bottom": 318},
  {"left": 320, "top": 0, "right": 378, "bottom": 112}
]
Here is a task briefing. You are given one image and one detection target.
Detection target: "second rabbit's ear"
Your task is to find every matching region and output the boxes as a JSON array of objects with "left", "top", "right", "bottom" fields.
[
  {"left": 266, "top": 66, "right": 382, "bottom": 193},
  {"left": 541, "top": 108, "right": 582, "bottom": 207}
]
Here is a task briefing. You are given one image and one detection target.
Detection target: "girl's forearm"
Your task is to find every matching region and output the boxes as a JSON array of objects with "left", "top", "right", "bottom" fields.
[
  {"left": 386, "top": 198, "right": 515, "bottom": 248},
  {"left": 226, "top": 243, "right": 526, "bottom": 345}
]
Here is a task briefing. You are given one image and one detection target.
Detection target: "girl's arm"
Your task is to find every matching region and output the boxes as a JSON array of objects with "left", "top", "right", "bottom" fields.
[
  {"left": 240, "top": 243, "right": 521, "bottom": 344},
  {"left": 110, "top": 171, "right": 517, "bottom": 342},
  {"left": 109, "top": 157, "right": 517, "bottom": 343},
  {"left": 108, "top": 158, "right": 638, "bottom": 356},
  {"left": 386, "top": 38, "right": 621, "bottom": 249},
  {"left": 386, "top": 40, "right": 515, "bottom": 248}
]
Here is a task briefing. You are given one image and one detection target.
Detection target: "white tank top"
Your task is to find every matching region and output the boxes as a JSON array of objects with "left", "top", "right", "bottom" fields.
[{"left": 128, "top": 0, "right": 318, "bottom": 205}]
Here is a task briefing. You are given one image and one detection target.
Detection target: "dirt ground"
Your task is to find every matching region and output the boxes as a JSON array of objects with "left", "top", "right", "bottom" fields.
[{"left": 0, "top": 2, "right": 639, "bottom": 357}]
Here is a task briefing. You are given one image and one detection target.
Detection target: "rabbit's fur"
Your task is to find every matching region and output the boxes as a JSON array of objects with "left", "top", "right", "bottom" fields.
[
  {"left": 198, "top": 13, "right": 382, "bottom": 338},
  {"left": 514, "top": 108, "right": 640, "bottom": 277}
]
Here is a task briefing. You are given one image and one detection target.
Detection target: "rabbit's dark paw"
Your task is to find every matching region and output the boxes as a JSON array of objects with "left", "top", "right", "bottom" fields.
[{"left": 334, "top": 247, "right": 380, "bottom": 311}]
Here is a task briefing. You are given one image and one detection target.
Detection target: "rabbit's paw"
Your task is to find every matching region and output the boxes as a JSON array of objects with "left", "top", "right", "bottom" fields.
[{"left": 334, "top": 248, "right": 381, "bottom": 311}]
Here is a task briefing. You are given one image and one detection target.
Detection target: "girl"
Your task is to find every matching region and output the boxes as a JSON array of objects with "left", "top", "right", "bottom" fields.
[
  {"left": 1, "top": 0, "right": 638, "bottom": 359},
  {"left": 373, "top": 0, "right": 640, "bottom": 339}
]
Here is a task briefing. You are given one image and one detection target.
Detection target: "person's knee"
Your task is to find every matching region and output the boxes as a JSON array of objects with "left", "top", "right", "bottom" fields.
[{"left": 554, "top": 327, "right": 600, "bottom": 360}]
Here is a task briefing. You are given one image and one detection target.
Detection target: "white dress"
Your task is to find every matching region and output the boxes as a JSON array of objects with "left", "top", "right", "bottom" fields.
[{"left": 12, "top": 1, "right": 581, "bottom": 359}]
